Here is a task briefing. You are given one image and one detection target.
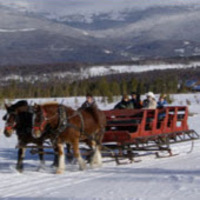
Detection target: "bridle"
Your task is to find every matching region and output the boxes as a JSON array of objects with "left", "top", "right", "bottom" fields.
[
  {"left": 33, "top": 107, "right": 59, "bottom": 133},
  {"left": 4, "top": 111, "right": 17, "bottom": 132}
]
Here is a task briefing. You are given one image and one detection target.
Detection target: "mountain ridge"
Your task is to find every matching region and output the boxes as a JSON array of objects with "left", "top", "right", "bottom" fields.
[{"left": 0, "top": 1, "right": 200, "bottom": 65}]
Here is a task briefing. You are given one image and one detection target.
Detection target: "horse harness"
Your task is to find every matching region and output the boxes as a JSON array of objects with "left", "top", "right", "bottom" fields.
[{"left": 49, "top": 105, "right": 88, "bottom": 142}]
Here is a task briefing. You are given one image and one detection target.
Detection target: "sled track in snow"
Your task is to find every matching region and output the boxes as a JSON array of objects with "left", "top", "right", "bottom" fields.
[
  {"left": 0, "top": 145, "right": 198, "bottom": 200},
  {"left": 0, "top": 165, "right": 116, "bottom": 199}
]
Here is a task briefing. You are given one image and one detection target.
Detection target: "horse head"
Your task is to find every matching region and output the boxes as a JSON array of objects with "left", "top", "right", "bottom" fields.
[
  {"left": 3, "top": 100, "right": 29, "bottom": 137},
  {"left": 3, "top": 104, "right": 16, "bottom": 137},
  {"left": 32, "top": 102, "right": 59, "bottom": 138}
]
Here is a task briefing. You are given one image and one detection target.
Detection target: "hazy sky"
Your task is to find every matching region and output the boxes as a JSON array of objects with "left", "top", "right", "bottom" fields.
[{"left": 0, "top": 0, "right": 200, "bottom": 16}]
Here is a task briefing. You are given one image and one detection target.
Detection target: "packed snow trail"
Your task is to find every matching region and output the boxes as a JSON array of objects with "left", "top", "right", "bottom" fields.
[{"left": 0, "top": 145, "right": 200, "bottom": 200}]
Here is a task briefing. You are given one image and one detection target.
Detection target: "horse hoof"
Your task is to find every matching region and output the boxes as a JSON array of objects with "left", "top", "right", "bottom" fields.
[
  {"left": 16, "top": 166, "right": 23, "bottom": 173},
  {"left": 56, "top": 169, "right": 64, "bottom": 174},
  {"left": 90, "top": 163, "right": 102, "bottom": 168},
  {"left": 79, "top": 163, "right": 86, "bottom": 171},
  {"left": 37, "top": 165, "right": 46, "bottom": 172},
  {"left": 51, "top": 163, "right": 58, "bottom": 168},
  {"left": 17, "top": 169, "right": 23, "bottom": 173}
]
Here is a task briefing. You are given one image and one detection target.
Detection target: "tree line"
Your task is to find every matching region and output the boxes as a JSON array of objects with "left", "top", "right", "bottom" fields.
[{"left": 0, "top": 70, "right": 187, "bottom": 103}]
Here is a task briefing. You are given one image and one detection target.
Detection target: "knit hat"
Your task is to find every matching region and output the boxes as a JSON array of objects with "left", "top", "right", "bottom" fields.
[{"left": 146, "top": 91, "right": 155, "bottom": 99}]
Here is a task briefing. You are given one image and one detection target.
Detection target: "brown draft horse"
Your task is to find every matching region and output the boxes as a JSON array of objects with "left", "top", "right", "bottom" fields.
[
  {"left": 32, "top": 102, "right": 107, "bottom": 174},
  {"left": 3, "top": 100, "right": 48, "bottom": 172}
]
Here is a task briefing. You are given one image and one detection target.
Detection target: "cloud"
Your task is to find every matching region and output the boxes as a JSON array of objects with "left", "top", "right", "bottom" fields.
[{"left": 91, "top": 9, "right": 200, "bottom": 41}]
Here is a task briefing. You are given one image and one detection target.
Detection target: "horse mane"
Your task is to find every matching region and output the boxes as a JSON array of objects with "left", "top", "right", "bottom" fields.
[
  {"left": 10, "top": 100, "right": 32, "bottom": 131},
  {"left": 41, "top": 103, "right": 76, "bottom": 116},
  {"left": 42, "top": 101, "right": 59, "bottom": 106},
  {"left": 41, "top": 102, "right": 74, "bottom": 110},
  {"left": 8, "top": 100, "right": 28, "bottom": 111}
]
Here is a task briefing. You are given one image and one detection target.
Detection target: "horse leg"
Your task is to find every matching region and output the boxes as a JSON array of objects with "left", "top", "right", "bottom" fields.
[
  {"left": 90, "top": 129, "right": 105, "bottom": 168},
  {"left": 66, "top": 143, "right": 71, "bottom": 154},
  {"left": 66, "top": 143, "right": 73, "bottom": 163},
  {"left": 90, "top": 144, "right": 102, "bottom": 168},
  {"left": 16, "top": 147, "right": 26, "bottom": 172},
  {"left": 52, "top": 146, "right": 59, "bottom": 167},
  {"left": 56, "top": 143, "right": 65, "bottom": 174},
  {"left": 73, "top": 139, "right": 86, "bottom": 171},
  {"left": 37, "top": 146, "right": 45, "bottom": 170}
]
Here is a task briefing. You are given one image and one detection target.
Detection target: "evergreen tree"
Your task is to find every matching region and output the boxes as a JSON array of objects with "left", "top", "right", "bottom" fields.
[
  {"left": 130, "top": 78, "right": 138, "bottom": 93},
  {"left": 98, "top": 77, "right": 110, "bottom": 97},
  {"left": 121, "top": 80, "right": 127, "bottom": 94},
  {"left": 110, "top": 81, "right": 120, "bottom": 95}
]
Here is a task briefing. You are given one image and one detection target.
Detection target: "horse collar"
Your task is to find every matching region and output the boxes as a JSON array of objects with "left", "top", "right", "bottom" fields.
[
  {"left": 51, "top": 106, "right": 87, "bottom": 143},
  {"left": 56, "top": 105, "right": 68, "bottom": 133}
]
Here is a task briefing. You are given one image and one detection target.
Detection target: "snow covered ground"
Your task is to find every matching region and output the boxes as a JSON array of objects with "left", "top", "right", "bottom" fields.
[
  {"left": 83, "top": 62, "right": 200, "bottom": 78},
  {"left": 2, "top": 62, "right": 200, "bottom": 82},
  {"left": 0, "top": 93, "right": 200, "bottom": 200}
]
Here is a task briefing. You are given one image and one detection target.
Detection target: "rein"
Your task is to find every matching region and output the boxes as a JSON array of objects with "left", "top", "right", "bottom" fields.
[{"left": 43, "top": 112, "right": 58, "bottom": 121}]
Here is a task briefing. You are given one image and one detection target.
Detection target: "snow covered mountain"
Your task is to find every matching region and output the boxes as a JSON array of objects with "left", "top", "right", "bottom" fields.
[
  {"left": 0, "top": 0, "right": 200, "bottom": 65},
  {"left": 0, "top": 0, "right": 200, "bottom": 23}
]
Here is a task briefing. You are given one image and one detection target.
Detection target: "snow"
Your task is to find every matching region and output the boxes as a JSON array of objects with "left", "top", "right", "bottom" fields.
[
  {"left": 2, "top": 62, "right": 200, "bottom": 82},
  {"left": 0, "top": 93, "right": 200, "bottom": 200},
  {"left": 83, "top": 62, "right": 200, "bottom": 78},
  {"left": 174, "top": 48, "right": 185, "bottom": 54},
  {"left": 103, "top": 49, "right": 113, "bottom": 54},
  {"left": 0, "top": 28, "right": 36, "bottom": 33},
  {"left": 82, "top": 31, "right": 89, "bottom": 36},
  {"left": 184, "top": 41, "right": 190, "bottom": 46}
]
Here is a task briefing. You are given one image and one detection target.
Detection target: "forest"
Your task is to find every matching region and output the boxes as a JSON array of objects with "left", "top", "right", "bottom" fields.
[{"left": 1, "top": 65, "right": 198, "bottom": 103}]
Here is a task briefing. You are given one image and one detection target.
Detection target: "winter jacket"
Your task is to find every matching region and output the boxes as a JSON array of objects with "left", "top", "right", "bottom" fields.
[
  {"left": 114, "top": 100, "right": 133, "bottom": 109},
  {"left": 143, "top": 98, "right": 157, "bottom": 109},
  {"left": 157, "top": 100, "right": 168, "bottom": 109},
  {"left": 80, "top": 100, "right": 97, "bottom": 109},
  {"left": 129, "top": 99, "right": 143, "bottom": 109}
]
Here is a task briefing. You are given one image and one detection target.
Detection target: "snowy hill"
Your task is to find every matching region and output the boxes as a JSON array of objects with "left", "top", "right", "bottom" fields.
[
  {"left": 0, "top": 0, "right": 200, "bottom": 23},
  {"left": 1, "top": 61, "right": 200, "bottom": 83},
  {"left": 0, "top": 93, "right": 200, "bottom": 199}
]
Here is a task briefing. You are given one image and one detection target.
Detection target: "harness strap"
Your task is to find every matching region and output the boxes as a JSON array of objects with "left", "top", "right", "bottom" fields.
[
  {"left": 56, "top": 106, "right": 85, "bottom": 135},
  {"left": 49, "top": 105, "right": 67, "bottom": 145},
  {"left": 50, "top": 105, "right": 97, "bottom": 144},
  {"left": 57, "top": 105, "right": 68, "bottom": 133},
  {"left": 77, "top": 111, "right": 84, "bottom": 135}
]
